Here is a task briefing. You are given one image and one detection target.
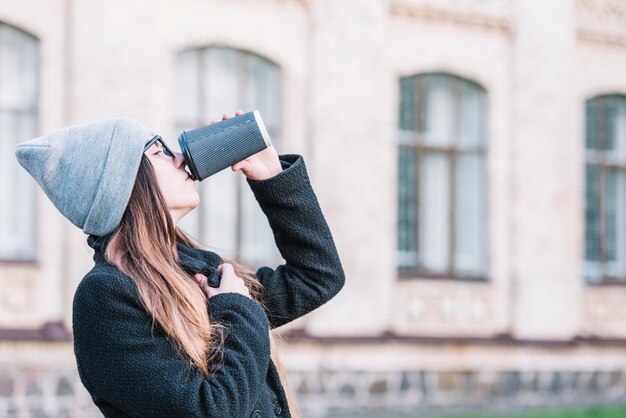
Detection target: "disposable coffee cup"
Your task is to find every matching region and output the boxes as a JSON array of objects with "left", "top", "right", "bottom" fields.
[{"left": 177, "top": 110, "right": 272, "bottom": 181}]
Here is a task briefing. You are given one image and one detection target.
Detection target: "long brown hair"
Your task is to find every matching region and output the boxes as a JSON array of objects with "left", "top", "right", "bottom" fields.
[{"left": 102, "top": 154, "right": 300, "bottom": 417}]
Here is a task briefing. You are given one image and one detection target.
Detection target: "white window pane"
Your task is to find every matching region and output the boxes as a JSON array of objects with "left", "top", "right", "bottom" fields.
[
  {"left": 201, "top": 169, "right": 238, "bottom": 260},
  {"left": 424, "top": 75, "right": 453, "bottom": 146},
  {"left": 204, "top": 47, "right": 241, "bottom": 120},
  {"left": 606, "top": 170, "right": 626, "bottom": 278},
  {"left": 247, "top": 54, "right": 280, "bottom": 139},
  {"left": 0, "top": 112, "right": 15, "bottom": 256},
  {"left": 459, "top": 83, "right": 486, "bottom": 147},
  {"left": 607, "top": 97, "right": 626, "bottom": 163},
  {"left": 0, "top": 24, "right": 39, "bottom": 260},
  {"left": 196, "top": 47, "right": 241, "bottom": 251},
  {"left": 173, "top": 49, "right": 199, "bottom": 124},
  {"left": 246, "top": 54, "right": 262, "bottom": 113},
  {"left": 455, "top": 153, "right": 486, "bottom": 276},
  {"left": 419, "top": 153, "right": 450, "bottom": 272},
  {"left": 0, "top": 112, "right": 37, "bottom": 260},
  {"left": 0, "top": 113, "right": 13, "bottom": 193},
  {"left": 240, "top": 175, "right": 280, "bottom": 269},
  {"left": 0, "top": 25, "right": 38, "bottom": 110},
  {"left": 241, "top": 53, "right": 281, "bottom": 266}
]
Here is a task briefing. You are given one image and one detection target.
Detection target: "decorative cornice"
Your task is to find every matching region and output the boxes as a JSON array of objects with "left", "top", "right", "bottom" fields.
[
  {"left": 389, "top": 1, "right": 511, "bottom": 33},
  {"left": 577, "top": 29, "right": 626, "bottom": 48},
  {"left": 576, "top": 0, "right": 626, "bottom": 47},
  {"left": 250, "top": 0, "right": 307, "bottom": 5},
  {"left": 281, "top": 0, "right": 307, "bottom": 5}
]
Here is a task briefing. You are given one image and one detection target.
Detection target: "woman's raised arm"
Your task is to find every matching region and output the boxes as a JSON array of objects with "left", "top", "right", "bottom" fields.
[{"left": 246, "top": 153, "right": 346, "bottom": 329}]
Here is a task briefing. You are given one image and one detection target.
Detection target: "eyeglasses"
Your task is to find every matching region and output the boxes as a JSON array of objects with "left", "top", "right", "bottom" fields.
[{"left": 144, "top": 134, "right": 175, "bottom": 157}]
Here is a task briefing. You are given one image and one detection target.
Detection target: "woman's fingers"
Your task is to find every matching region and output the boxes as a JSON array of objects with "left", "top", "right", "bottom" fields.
[
  {"left": 195, "top": 273, "right": 216, "bottom": 298},
  {"left": 209, "top": 110, "right": 243, "bottom": 124},
  {"left": 219, "top": 263, "right": 251, "bottom": 298},
  {"left": 217, "top": 262, "right": 234, "bottom": 275},
  {"left": 232, "top": 161, "right": 250, "bottom": 173},
  {"left": 197, "top": 263, "right": 252, "bottom": 300},
  {"left": 222, "top": 110, "right": 243, "bottom": 121},
  {"left": 194, "top": 273, "right": 206, "bottom": 287}
]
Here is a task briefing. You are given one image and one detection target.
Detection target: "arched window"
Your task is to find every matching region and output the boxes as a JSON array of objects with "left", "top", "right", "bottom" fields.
[
  {"left": 0, "top": 23, "right": 39, "bottom": 261},
  {"left": 174, "top": 46, "right": 281, "bottom": 268},
  {"left": 397, "top": 73, "right": 487, "bottom": 280},
  {"left": 585, "top": 94, "right": 626, "bottom": 284}
]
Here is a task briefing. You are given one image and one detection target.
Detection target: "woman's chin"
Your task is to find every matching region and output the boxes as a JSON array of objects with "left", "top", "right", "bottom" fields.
[
  {"left": 184, "top": 201, "right": 199, "bottom": 213},
  {"left": 172, "top": 206, "right": 197, "bottom": 226},
  {"left": 185, "top": 191, "right": 200, "bottom": 208}
]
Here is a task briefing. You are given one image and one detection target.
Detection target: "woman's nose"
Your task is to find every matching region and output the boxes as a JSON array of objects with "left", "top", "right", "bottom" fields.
[{"left": 173, "top": 151, "right": 187, "bottom": 169}]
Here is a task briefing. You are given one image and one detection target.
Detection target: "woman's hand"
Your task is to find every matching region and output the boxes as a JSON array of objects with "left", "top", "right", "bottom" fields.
[
  {"left": 194, "top": 263, "right": 251, "bottom": 300},
  {"left": 211, "top": 110, "right": 282, "bottom": 181}
]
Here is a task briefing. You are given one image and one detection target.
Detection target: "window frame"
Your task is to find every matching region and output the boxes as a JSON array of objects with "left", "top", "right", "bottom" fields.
[
  {"left": 0, "top": 21, "right": 40, "bottom": 264},
  {"left": 172, "top": 44, "right": 283, "bottom": 269},
  {"left": 397, "top": 72, "right": 490, "bottom": 282},
  {"left": 584, "top": 94, "right": 626, "bottom": 286}
]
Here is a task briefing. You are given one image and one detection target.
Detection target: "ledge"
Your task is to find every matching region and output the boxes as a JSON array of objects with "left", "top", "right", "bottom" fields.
[
  {"left": 0, "top": 321, "right": 72, "bottom": 342},
  {"left": 280, "top": 328, "right": 626, "bottom": 348},
  {"left": 6, "top": 323, "right": 626, "bottom": 348}
]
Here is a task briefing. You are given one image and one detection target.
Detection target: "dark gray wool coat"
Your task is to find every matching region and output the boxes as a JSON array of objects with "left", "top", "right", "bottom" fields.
[{"left": 72, "top": 153, "right": 346, "bottom": 418}]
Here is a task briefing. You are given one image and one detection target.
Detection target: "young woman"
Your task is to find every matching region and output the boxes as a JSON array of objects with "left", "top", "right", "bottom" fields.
[{"left": 14, "top": 111, "right": 346, "bottom": 418}]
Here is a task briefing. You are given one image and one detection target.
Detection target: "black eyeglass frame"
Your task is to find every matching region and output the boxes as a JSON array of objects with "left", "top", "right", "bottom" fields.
[{"left": 144, "top": 134, "right": 175, "bottom": 157}]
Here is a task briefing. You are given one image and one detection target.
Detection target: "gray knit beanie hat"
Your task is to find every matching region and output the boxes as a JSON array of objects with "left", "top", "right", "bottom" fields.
[{"left": 15, "top": 116, "right": 153, "bottom": 236}]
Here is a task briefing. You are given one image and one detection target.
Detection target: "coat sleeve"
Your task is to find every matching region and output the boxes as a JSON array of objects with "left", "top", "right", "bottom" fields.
[
  {"left": 245, "top": 153, "right": 346, "bottom": 329},
  {"left": 72, "top": 272, "right": 270, "bottom": 418}
]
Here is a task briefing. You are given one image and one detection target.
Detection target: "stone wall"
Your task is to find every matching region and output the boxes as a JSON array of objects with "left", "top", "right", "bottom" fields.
[
  {"left": 2, "top": 364, "right": 626, "bottom": 418},
  {"left": 292, "top": 368, "right": 626, "bottom": 418},
  {"left": 0, "top": 366, "right": 100, "bottom": 418}
]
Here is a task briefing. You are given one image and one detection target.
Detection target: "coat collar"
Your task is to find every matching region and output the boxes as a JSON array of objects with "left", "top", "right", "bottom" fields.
[{"left": 87, "top": 233, "right": 223, "bottom": 287}]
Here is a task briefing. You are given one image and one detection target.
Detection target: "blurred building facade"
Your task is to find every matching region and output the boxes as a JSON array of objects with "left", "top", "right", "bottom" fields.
[{"left": 1, "top": 0, "right": 626, "bottom": 417}]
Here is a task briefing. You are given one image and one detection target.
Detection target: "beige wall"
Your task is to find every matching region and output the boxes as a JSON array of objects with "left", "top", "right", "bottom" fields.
[{"left": 2, "top": 0, "right": 626, "bottom": 377}]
